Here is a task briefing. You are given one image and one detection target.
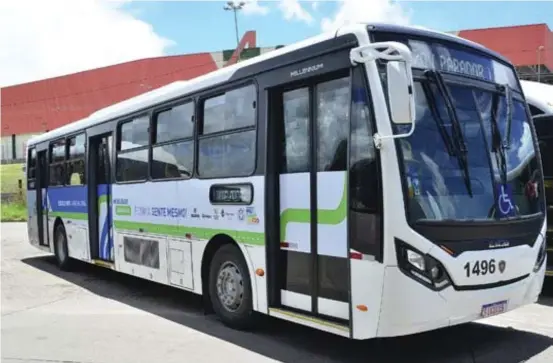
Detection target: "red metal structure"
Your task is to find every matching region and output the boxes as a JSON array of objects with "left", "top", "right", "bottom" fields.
[
  {"left": 455, "top": 23, "right": 552, "bottom": 84},
  {"left": 1, "top": 31, "right": 257, "bottom": 139}
]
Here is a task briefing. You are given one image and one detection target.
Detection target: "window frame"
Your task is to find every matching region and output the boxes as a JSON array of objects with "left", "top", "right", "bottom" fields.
[
  {"left": 280, "top": 86, "right": 311, "bottom": 175},
  {"left": 196, "top": 81, "right": 259, "bottom": 180},
  {"left": 115, "top": 113, "right": 152, "bottom": 184},
  {"left": 278, "top": 70, "right": 352, "bottom": 175},
  {"left": 48, "top": 137, "right": 68, "bottom": 187},
  {"left": 27, "top": 147, "right": 37, "bottom": 190},
  {"left": 150, "top": 99, "right": 196, "bottom": 182}
]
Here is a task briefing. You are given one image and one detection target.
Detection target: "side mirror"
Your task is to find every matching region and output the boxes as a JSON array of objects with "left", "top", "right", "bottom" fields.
[
  {"left": 387, "top": 61, "right": 415, "bottom": 125},
  {"left": 349, "top": 41, "right": 416, "bottom": 148}
]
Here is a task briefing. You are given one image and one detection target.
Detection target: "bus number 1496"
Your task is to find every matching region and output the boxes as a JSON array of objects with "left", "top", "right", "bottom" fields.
[{"left": 464, "top": 259, "right": 497, "bottom": 278}]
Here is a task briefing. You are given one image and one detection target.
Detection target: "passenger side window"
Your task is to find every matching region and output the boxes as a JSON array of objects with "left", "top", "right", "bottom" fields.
[
  {"left": 116, "top": 115, "right": 150, "bottom": 182},
  {"left": 151, "top": 102, "right": 195, "bottom": 180},
  {"left": 349, "top": 67, "right": 378, "bottom": 212},
  {"left": 198, "top": 84, "right": 257, "bottom": 178},
  {"left": 49, "top": 139, "right": 66, "bottom": 186},
  {"left": 348, "top": 66, "right": 380, "bottom": 258},
  {"left": 316, "top": 77, "right": 350, "bottom": 172},
  {"left": 27, "top": 148, "right": 37, "bottom": 190},
  {"left": 155, "top": 102, "right": 194, "bottom": 143},
  {"left": 67, "top": 134, "right": 86, "bottom": 185},
  {"left": 120, "top": 115, "right": 150, "bottom": 150},
  {"left": 282, "top": 88, "right": 310, "bottom": 173}
]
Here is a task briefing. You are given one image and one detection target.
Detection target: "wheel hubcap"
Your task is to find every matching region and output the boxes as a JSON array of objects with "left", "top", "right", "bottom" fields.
[{"left": 216, "top": 262, "right": 244, "bottom": 312}]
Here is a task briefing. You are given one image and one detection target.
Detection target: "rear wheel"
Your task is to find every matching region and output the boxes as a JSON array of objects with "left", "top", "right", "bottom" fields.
[
  {"left": 209, "top": 244, "right": 255, "bottom": 330},
  {"left": 54, "top": 223, "right": 72, "bottom": 271}
]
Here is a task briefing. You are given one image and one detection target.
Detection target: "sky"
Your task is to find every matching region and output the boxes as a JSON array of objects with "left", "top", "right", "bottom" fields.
[{"left": 1, "top": 0, "right": 552, "bottom": 87}]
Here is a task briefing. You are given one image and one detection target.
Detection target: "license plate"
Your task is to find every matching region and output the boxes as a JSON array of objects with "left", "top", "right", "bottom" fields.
[{"left": 481, "top": 300, "right": 508, "bottom": 318}]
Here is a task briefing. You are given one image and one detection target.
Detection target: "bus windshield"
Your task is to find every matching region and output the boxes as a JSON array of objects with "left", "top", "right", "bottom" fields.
[{"left": 373, "top": 33, "right": 544, "bottom": 222}]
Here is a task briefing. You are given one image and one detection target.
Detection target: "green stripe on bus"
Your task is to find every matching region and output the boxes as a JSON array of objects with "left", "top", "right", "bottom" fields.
[
  {"left": 113, "top": 220, "right": 265, "bottom": 246},
  {"left": 49, "top": 212, "right": 88, "bottom": 220},
  {"left": 280, "top": 175, "right": 347, "bottom": 242},
  {"left": 98, "top": 195, "right": 107, "bottom": 211},
  {"left": 115, "top": 205, "right": 132, "bottom": 216}
]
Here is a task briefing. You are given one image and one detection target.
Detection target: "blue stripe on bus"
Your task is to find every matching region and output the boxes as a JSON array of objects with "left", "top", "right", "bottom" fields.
[
  {"left": 97, "top": 184, "right": 112, "bottom": 261},
  {"left": 47, "top": 186, "right": 88, "bottom": 214}
]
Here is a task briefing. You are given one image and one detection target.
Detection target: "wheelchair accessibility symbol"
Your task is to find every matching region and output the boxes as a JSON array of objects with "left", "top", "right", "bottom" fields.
[{"left": 496, "top": 184, "right": 515, "bottom": 217}]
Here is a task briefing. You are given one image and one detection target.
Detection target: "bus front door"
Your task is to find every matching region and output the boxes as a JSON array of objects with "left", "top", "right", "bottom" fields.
[
  {"left": 36, "top": 150, "right": 49, "bottom": 247},
  {"left": 88, "top": 133, "right": 114, "bottom": 263},
  {"left": 272, "top": 76, "right": 350, "bottom": 323}
]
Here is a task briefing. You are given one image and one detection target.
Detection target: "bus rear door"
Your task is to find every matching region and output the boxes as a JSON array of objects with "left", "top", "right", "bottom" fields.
[{"left": 87, "top": 133, "right": 114, "bottom": 264}]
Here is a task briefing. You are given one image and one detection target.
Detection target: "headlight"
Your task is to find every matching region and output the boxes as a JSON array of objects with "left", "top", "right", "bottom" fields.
[
  {"left": 533, "top": 237, "right": 547, "bottom": 272},
  {"left": 396, "top": 239, "right": 451, "bottom": 291}
]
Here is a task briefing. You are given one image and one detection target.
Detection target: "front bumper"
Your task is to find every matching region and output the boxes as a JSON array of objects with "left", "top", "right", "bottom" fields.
[{"left": 376, "top": 263, "right": 546, "bottom": 338}]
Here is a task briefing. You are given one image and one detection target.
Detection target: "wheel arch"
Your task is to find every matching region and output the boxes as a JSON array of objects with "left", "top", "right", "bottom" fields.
[
  {"left": 51, "top": 217, "right": 65, "bottom": 253},
  {"left": 200, "top": 233, "right": 258, "bottom": 312}
]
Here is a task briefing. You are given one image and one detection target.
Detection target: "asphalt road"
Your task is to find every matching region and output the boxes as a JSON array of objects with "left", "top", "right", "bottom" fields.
[{"left": 2, "top": 222, "right": 553, "bottom": 363}]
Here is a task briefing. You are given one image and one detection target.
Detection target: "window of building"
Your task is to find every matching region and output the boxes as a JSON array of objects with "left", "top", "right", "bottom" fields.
[
  {"left": 198, "top": 84, "right": 257, "bottom": 178},
  {"left": 117, "top": 115, "right": 150, "bottom": 182}
]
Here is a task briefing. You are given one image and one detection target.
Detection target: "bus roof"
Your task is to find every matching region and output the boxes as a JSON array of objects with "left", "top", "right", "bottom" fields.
[{"left": 27, "top": 22, "right": 512, "bottom": 147}]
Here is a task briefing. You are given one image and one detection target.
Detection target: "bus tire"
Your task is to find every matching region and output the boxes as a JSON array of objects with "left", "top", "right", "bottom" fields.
[
  {"left": 208, "top": 244, "right": 255, "bottom": 330},
  {"left": 54, "top": 223, "right": 72, "bottom": 271}
]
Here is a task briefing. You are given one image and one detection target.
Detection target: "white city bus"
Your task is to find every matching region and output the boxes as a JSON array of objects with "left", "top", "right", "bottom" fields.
[
  {"left": 25, "top": 23, "right": 548, "bottom": 340},
  {"left": 521, "top": 80, "right": 553, "bottom": 116}
]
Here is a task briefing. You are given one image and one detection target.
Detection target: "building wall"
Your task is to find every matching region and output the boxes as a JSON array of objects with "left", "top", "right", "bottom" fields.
[
  {"left": 456, "top": 24, "right": 552, "bottom": 69},
  {"left": 1, "top": 133, "right": 42, "bottom": 162},
  {"left": 0, "top": 29, "right": 280, "bottom": 163},
  {"left": 450, "top": 24, "right": 553, "bottom": 84},
  {"left": 1, "top": 136, "right": 13, "bottom": 161}
]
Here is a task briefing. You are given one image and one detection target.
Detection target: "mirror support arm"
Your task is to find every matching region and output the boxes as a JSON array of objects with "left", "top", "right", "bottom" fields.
[
  {"left": 350, "top": 42, "right": 413, "bottom": 65},
  {"left": 351, "top": 41, "right": 416, "bottom": 149},
  {"left": 373, "top": 124, "right": 415, "bottom": 149}
]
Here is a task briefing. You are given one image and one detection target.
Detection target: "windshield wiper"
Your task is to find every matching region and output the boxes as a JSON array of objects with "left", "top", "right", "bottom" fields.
[
  {"left": 489, "top": 91, "right": 508, "bottom": 185},
  {"left": 502, "top": 84, "right": 513, "bottom": 149},
  {"left": 425, "top": 70, "right": 473, "bottom": 197},
  {"left": 422, "top": 83, "right": 456, "bottom": 157}
]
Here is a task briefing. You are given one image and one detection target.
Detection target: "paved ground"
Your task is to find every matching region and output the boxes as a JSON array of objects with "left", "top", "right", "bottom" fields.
[{"left": 2, "top": 222, "right": 553, "bottom": 363}]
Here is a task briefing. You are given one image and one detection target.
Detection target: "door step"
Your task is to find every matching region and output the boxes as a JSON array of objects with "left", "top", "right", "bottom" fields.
[
  {"left": 268, "top": 307, "right": 350, "bottom": 337},
  {"left": 92, "top": 259, "right": 114, "bottom": 269}
]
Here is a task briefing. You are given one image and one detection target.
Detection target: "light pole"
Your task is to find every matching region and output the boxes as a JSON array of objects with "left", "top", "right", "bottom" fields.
[
  {"left": 537, "top": 45, "right": 545, "bottom": 83},
  {"left": 224, "top": 1, "right": 245, "bottom": 49}
]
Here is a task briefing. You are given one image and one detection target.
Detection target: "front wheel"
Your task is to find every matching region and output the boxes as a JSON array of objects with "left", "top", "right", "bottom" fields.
[
  {"left": 54, "top": 223, "right": 73, "bottom": 271},
  {"left": 209, "top": 244, "right": 255, "bottom": 330}
]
